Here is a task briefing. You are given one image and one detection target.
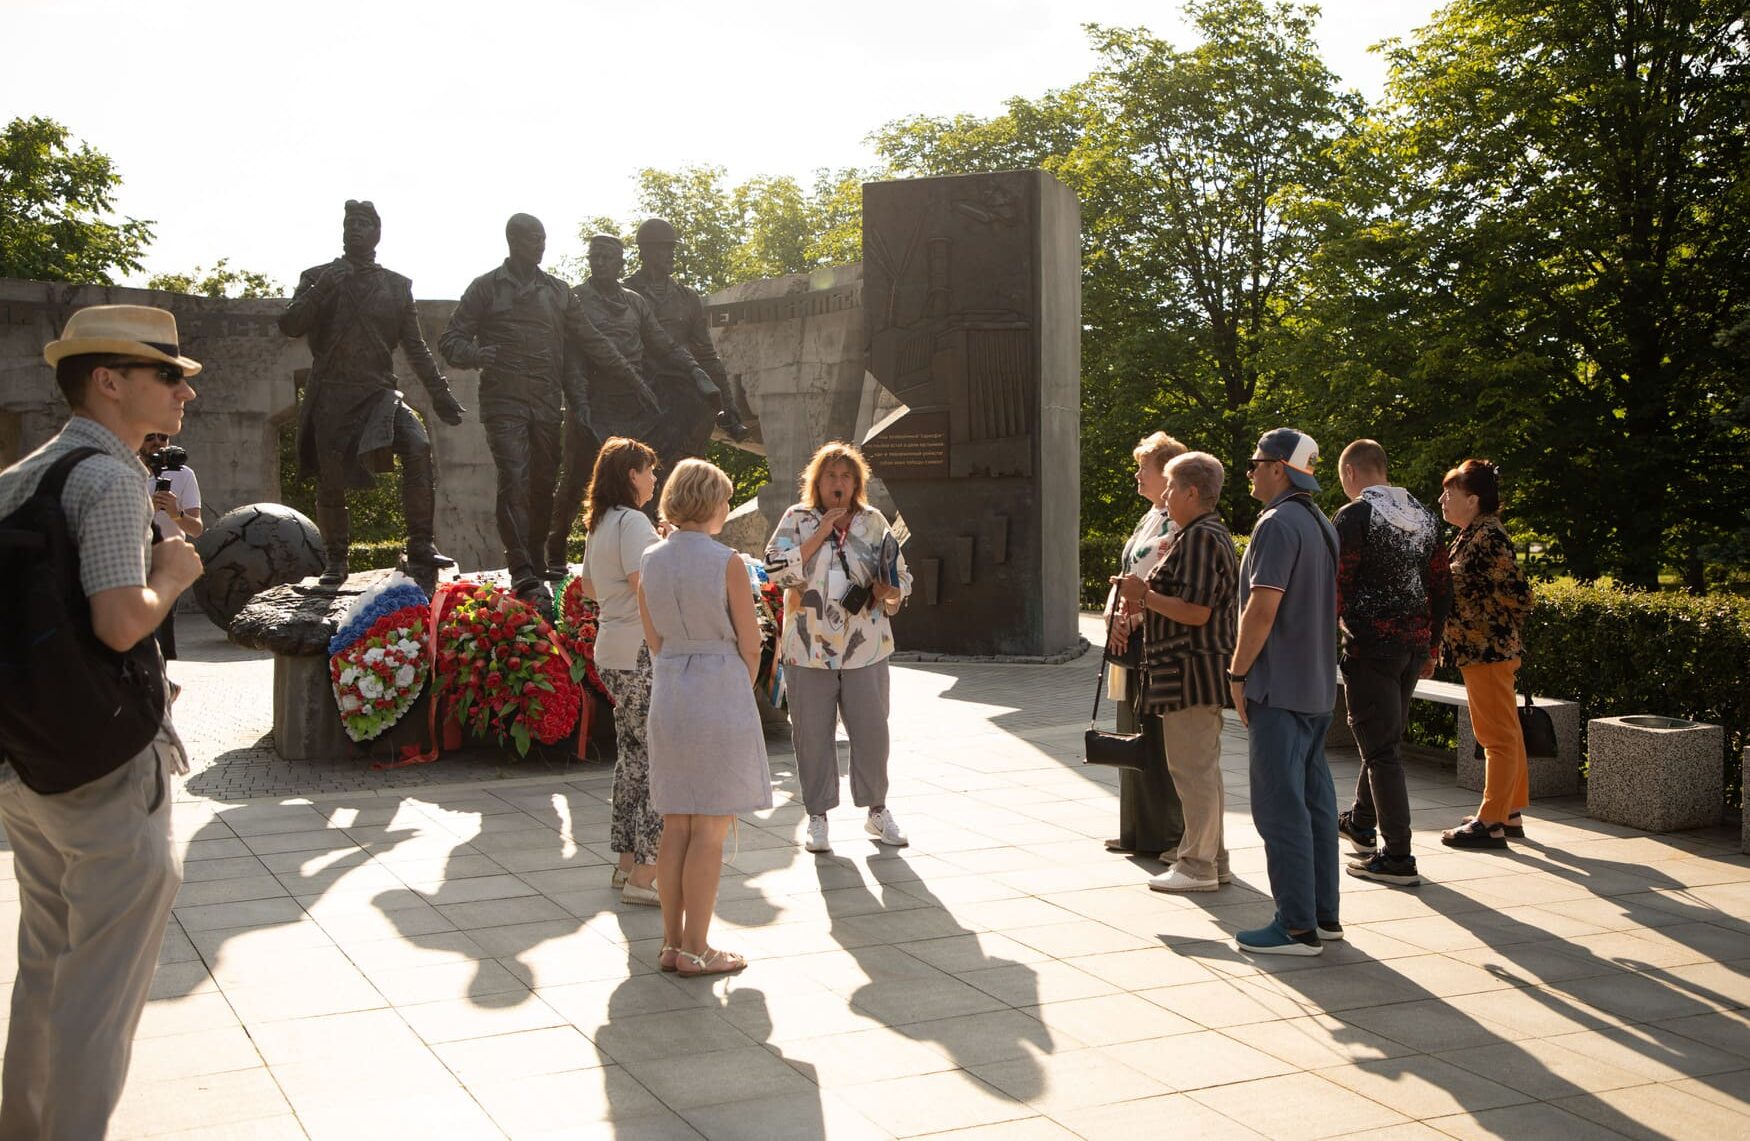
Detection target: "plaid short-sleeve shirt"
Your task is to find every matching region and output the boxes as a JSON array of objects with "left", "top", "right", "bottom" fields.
[{"left": 0, "top": 417, "right": 155, "bottom": 597}]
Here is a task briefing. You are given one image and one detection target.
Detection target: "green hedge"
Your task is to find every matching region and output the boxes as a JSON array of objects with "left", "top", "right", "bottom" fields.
[{"left": 1521, "top": 581, "right": 1749, "bottom": 807}]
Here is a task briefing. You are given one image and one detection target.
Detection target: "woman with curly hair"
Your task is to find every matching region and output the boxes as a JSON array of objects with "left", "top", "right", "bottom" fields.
[
  {"left": 764, "top": 442, "right": 912, "bottom": 854},
  {"left": 579, "top": 436, "right": 663, "bottom": 904},
  {"left": 1438, "top": 460, "right": 1534, "bottom": 850}
]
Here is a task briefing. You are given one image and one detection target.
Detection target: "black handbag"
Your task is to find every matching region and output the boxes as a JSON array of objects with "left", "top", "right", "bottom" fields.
[
  {"left": 1473, "top": 690, "right": 1558, "bottom": 760},
  {"left": 1084, "top": 619, "right": 1151, "bottom": 770}
]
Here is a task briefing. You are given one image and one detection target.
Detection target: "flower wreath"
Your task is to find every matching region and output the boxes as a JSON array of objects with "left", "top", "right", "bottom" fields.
[
  {"left": 433, "top": 582, "right": 580, "bottom": 756},
  {"left": 552, "top": 572, "right": 613, "bottom": 704},
  {"left": 328, "top": 571, "right": 431, "bottom": 743}
]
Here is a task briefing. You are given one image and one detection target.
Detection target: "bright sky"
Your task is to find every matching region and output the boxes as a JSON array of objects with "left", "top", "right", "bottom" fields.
[{"left": 5, "top": 0, "right": 1443, "bottom": 298}]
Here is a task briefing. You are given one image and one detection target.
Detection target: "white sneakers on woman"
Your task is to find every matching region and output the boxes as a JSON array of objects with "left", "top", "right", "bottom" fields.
[
  {"left": 804, "top": 809, "right": 909, "bottom": 850},
  {"left": 865, "top": 807, "right": 908, "bottom": 846}
]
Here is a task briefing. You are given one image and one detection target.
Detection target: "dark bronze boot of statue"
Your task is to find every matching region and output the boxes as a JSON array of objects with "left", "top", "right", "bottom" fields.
[
  {"left": 401, "top": 459, "right": 455, "bottom": 573},
  {"left": 316, "top": 495, "right": 350, "bottom": 586}
]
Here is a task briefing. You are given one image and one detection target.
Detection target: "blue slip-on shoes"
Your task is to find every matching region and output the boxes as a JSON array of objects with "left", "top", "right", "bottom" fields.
[{"left": 1237, "top": 917, "right": 1323, "bottom": 957}]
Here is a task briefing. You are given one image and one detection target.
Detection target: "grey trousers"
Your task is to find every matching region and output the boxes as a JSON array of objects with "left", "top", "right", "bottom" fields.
[
  {"left": 787, "top": 661, "right": 891, "bottom": 814},
  {"left": 0, "top": 738, "right": 183, "bottom": 1141}
]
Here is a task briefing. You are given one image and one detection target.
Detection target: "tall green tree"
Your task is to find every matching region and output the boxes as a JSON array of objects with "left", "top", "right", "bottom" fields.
[
  {"left": 0, "top": 116, "right": 153, "bottom": 284},
  {"left": 147, "top": 258, "right": 282, "bottom": 299},
  {"left": 1352, "top": 0, "right": 1750, "bottom": 587},
  {"left": 874, "top": 0, "right": 1361, "bottom": 534}
]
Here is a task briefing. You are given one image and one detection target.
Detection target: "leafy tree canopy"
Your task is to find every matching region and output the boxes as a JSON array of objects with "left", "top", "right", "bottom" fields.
[
  {"left": 0, "top": 116, "right": 154, "bottom": 284},
  {"left": 147, "top": 258, "right": 282, "bottom": 299}
]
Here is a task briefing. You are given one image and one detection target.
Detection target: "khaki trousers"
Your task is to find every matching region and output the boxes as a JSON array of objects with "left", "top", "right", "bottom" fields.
[
  {"left": 0, "top": 738, "right": 183, "bottom": 1141},
  {"left": 1155, "top": 703, "right": 1229, "bottom": 882}
]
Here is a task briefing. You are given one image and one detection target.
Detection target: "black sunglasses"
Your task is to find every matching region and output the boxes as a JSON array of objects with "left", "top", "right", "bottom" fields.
[
  {"left": 113, "top": 361, "right": 185, "bottom": 384},
  {"left": 1246, "top": 457, "right": 1280, "bottom": 472}
]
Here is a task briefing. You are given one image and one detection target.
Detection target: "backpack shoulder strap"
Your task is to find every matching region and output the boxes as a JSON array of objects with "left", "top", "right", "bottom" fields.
[{"left": 33, "top": 446, "right": 107, "bottom": 505}]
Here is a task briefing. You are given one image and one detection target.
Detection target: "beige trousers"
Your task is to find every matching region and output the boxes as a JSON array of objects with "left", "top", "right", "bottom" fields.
[
  {"left": 1155, "top": 703, "right": 1229, "bottom": 882},
  {"left": 0, "top": 737, "right": 183, "bottom": 1141}
]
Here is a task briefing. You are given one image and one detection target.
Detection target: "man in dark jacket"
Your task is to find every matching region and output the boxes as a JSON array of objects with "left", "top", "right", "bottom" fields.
[
  {"left": 1332, "top": 439, "right": 1452, "bottom": 886},
  {"left": 440, "top": 214, "right": 649, "bottom": 603},
  {"left": 280, "top": 200, "right": 466, "bottom": 585}
]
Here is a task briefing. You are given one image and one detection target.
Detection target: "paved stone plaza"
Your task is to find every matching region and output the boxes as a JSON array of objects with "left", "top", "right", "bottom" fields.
[{"left": 2, "top": 614, "right": 1746, "bottom": 1139}]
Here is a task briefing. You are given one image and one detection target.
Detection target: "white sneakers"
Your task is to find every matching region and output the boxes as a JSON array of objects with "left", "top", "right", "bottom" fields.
[
  {"left": 865, "top": 807, "right": 908, "bottom": 846},
  {"left": 1148, "top": 865, "right": 1220, "bottom": 893},
  {"left": 805, "top": 809, "right": 909, "bottom": 850}
]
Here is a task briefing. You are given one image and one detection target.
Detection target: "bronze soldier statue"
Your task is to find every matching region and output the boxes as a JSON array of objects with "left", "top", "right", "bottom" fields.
[
  {"left": 624, "top": 217, "right": 749, "bottom": 464},
  {"left": 542, "top": 232, "right": 721, "bottom": 576},
  {"left": 439, "top": 214, "right": 652, "bottom": 604},
  {"left": 279, "top": 200, "right": 465, "bottom": 586}
]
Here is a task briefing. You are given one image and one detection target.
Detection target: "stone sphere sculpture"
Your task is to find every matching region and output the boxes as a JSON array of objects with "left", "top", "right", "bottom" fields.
[{"left": 192, "top": 503, "right": 327, "bottom": 628}]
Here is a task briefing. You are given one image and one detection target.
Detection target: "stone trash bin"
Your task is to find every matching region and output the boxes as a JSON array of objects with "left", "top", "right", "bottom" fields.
[
  {"left": 1458, "top": 698, "right": 1582, "bottom": 798},
  {"left": 1586, "top": 715, "right": 1724, "bottom": 832},
  {"left": 1742, "top": 747, "right": 1748, "bottom": 856}
]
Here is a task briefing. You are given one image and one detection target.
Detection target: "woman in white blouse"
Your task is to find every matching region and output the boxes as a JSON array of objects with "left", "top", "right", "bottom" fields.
[
  {"left": 579, "top": 437, "right": 664, "bottom": 905},
  {"left": 763, "top": 442, "right": 912, "bottom": 854}
]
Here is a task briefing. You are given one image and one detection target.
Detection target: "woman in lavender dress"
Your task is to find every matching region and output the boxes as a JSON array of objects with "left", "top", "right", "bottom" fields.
[{"left": 638, "top": 459, "right": 771, "bottom": 976}]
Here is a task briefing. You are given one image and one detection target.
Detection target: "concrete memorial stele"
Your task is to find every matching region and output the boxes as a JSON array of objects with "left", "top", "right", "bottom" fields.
[{"left": 860, "top": 170, "right": 1081, "bottom": 657}]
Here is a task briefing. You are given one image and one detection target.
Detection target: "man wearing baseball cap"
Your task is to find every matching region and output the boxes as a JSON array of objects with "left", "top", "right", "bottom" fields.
[
  {"left": 1228, "top": 427, "right": 1343, "bottom": 956},
  {"left": 0, "top": 305, "right": 203, "bottom": 1137}
]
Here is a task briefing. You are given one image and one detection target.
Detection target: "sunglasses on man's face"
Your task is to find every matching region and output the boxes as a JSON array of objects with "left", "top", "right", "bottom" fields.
[
  {"left": 113, "top": 361, "right": 185, "bottom": 385},
  {"left": 1246, "top": 458, "right": 1279, "bottom": 473}
]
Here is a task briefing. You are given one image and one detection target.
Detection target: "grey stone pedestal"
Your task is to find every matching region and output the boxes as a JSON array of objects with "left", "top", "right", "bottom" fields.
[
  {"left": 273, "top": 653, "right": 349, "bottom": 762},
  {"left": 1457, "top": 698, "right": 1582, "bottom": 797},
  {"left": 1587, "top": 715, "right": 1724, "bottom": 832},
  {"left": 1741, "top": 747, "right": 1748, "bottom": 855}
]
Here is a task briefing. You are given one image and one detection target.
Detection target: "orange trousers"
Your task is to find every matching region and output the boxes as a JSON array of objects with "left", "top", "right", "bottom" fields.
[{"left": 1461, "top": 658, "right": 1529, "bottom": 824}]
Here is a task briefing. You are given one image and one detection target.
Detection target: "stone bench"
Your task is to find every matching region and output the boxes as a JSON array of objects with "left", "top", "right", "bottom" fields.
[{"left": 1330, "top": 674, "right": 1581, "bottom": 797}]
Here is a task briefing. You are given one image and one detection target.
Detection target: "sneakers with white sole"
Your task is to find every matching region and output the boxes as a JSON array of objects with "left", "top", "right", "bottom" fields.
[
  {"left": 805, "top": 814, "right": 831, "bottom": 852},
  {"left": 865, "top": 807, "right": 908, "bottom": 846},
  {"left": 1148, "top": 866, "right": 1219, "bottom": 893}
]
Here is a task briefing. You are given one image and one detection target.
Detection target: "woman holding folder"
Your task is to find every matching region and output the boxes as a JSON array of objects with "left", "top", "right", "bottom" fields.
[{"left": 763, "top": 442, "right": 913, "bottom": 855}]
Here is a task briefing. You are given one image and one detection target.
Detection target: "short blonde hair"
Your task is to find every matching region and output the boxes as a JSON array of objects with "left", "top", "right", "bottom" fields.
[
  {"left": 1133, "top": 431, "right": 1187, "bottom": 472},
  {"left": 799, "top": 441, "right": 871, "bottom": 510},
  {"left": 660, "top": 458, "right": 733, "bottom": 526}
]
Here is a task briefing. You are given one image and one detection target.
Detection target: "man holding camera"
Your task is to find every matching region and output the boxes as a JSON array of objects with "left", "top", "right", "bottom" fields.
[{"left": 138, "top": 432, "right": 202, "bottom": 659}]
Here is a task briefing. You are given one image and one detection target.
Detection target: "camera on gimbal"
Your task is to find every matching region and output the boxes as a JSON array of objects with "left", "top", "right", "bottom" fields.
[
  {"left": 146, "top": 444, "right": 187, "bottom": 478},
  {"left": 146, "top": 445, "right": 187, "bottom": 479}
]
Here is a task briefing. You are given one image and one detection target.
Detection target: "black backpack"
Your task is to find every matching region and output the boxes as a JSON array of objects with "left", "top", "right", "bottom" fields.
[{"left": 0, "top": 447, "right": 167, "bottom": 793}]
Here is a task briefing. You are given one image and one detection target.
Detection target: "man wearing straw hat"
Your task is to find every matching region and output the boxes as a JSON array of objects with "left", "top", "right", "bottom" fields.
[{"left": 0, "top": 305, "right": 204, "bottom": 1139}]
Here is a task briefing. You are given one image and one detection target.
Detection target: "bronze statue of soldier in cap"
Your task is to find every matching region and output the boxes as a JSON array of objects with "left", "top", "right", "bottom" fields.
[
  {"left": 440, "top": 215, "right": 652, "bottom": 605},
  {"left": 279, "top": 200, "right": 465, "bottom": 587},
  {"left": 623, "top": 217, "right": 749, "bottom": 463},
  {"left": 543, "top": 232, "right": 728, "bottom": 575}
]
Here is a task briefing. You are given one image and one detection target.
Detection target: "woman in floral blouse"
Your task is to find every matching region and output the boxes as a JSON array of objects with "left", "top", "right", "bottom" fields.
[
  {"left": 765, "top": 442, "right": 912, "bottom": 854},
  {"left": 1438, "top": 460, "right": 1534, "bottom": 849}
]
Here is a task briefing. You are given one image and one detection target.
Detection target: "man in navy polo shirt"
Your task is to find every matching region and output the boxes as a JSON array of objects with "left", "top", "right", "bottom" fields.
[{"left": 1228, "top": 428, "right": 1341, "bottom": 956}]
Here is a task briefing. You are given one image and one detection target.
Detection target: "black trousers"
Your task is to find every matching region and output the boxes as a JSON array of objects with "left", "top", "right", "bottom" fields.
[
  {"left": 482, "top": 410, "right": 561, "bottom": 587},
  {"left": 1342, "top": 650, "right": 1423, "bottom": 858},
  {"left": 1116, "top": 676, "right": 1184, "bottom": 853},
  {"left": 546, "top": 416, "right": 602, "bottom": 569}
]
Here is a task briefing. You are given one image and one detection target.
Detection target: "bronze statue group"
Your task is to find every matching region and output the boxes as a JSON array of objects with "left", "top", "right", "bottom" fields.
[{"left": 281, "top": 202, "right": 746, "bottom": 609}]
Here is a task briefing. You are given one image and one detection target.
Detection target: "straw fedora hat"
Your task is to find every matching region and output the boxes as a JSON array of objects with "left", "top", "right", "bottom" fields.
[{"left": 42, "top": 305, "right": 203, "bottom": 377}]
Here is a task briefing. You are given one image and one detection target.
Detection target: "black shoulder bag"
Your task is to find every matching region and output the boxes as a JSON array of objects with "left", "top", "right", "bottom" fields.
[
  {"left": 1474, "top": 690, "right": 1558, "bottom": 761},
  {"left": 1083, "top": 613, "right": 1151, "bottom": 770}
]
